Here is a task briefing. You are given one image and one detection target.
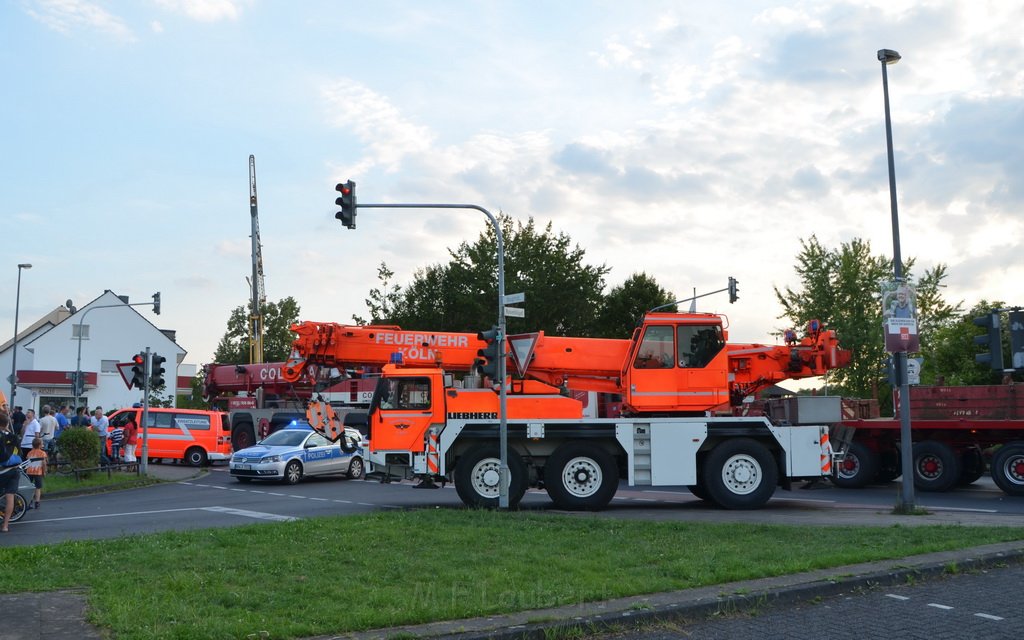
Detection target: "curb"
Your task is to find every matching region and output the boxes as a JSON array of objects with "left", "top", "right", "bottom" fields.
[
  {"left": 44, "top": 467, "right": 208, "bottom": 500},
  {"left": 322, "top": 541, "right": 1024, "bottom": 640}
]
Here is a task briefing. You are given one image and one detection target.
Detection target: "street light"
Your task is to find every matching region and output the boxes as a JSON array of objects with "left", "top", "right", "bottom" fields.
[
  {"left": 878, "top": 47, "right": 916, "bottom": 513},
  {"left": 9, "top": 263, "right": 31, "bottom": 406}
]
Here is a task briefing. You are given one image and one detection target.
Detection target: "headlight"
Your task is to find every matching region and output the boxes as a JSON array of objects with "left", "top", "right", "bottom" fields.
[{"left": 263, "top": 455, "right": 281, "bottom": 463}]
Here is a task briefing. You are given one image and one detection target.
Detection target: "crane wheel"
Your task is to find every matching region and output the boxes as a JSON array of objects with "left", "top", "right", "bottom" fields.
[
  {"left": 543, "top": 443, "right": 618, "bottom": 511},
  {"left": 702, "top": 438, "right": 778, "bottom": 510},
  {"left": 454, "top": 445, "right": 527, "bottom": 509}
]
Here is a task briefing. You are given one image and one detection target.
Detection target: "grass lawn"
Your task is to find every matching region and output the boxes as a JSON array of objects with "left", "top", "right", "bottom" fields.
[
  {"left": 45, "top": 470, "right": 158, "bottom": 494},
  {"left": 0, "top": 510, "right": 1021, "bottom": 639}
]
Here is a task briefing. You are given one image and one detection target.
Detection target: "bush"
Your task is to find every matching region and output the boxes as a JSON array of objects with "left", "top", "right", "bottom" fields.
[{"left": 58, "top": 427, "right": 100, "bottom": 472}]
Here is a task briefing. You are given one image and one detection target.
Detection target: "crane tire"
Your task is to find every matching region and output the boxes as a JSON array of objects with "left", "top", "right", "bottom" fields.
[
  {"left": 544, "top": 443, "right": 618, "bottom": 511},
  {"left": 701, "top": 438, "right": 778, "bottom": 510},
  {"left": 454, "top": 445, "right": 528, "bottom": 509}
]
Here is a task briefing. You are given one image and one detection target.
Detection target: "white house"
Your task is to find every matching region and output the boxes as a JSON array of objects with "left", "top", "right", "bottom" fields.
[{"left": 0, "top": 290, "right": 189, "bottom": 413}]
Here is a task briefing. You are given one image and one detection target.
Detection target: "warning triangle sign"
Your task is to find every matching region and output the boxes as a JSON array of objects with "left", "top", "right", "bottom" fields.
[{"left": 508, "top": 332, "right": 540, "bottom": 377}]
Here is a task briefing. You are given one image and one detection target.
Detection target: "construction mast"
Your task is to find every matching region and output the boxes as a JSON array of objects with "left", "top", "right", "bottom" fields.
[{"left": 248, "top": 155, "right": 266, "bottom": 364}]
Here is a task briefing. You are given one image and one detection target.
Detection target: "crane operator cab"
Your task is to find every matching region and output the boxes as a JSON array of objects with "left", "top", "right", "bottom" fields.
[{"left": 624, "top": 315, "right": 728, "bottom": 415}]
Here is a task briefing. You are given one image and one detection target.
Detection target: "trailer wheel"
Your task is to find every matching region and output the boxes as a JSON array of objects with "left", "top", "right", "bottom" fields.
[
  {"left": 876, "top": 448, "right": 901, "bottom": 483},
  {"left": 454, "top": 445, "right": 528, "bottom": 509},
  {"left": 912, "top": 440, "right": 961, "bottom": 492},
  {"left": 702, "top": 438, "right": 778, "bottom": 510},
  {"left": 544, "top": 443, "right": 618, "bottom": 511},
  {"left": 832, "top": 441, "right": 878, "bottom": 488},
  {"left": 991, "top": 442, "right": 1024, "bottom": 496},
  {"left": 232, "top": 423, "right": 256, "bottom": 451},
  {"left": 957, "top": 447, "right": 985, "bottom": 486}
]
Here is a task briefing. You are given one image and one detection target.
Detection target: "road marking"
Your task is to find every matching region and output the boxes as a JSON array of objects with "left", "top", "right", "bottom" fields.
[
  {"left": 771, "top": 496, "right": 837, "bottom": 504},
  {"left": 974, "top": 613, "right": 1004, "bottom": 621},
  {"left": 201, "top": 506, "right": 297, "bottom": 522},
  {"left": 927, "top": 603, "right": 953, "bottom": 610},
  {"left": 925, "top": 506, "right": 999, "bottom": 514},
  {"left": 886, "top": 594, "right": 910, "bottom": 601},
  {"left": 23, "top": 507, "right": 199, "bottom": 523},
  {"left": 309, "top": 497, "right": 330, "bottom": 501}
]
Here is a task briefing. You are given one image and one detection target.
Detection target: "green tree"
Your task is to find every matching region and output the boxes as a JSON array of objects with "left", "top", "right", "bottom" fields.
[
  {"left": 212, "top": 296, "right": 301, "bottom": 364},
  {"left": 923, "top": 301, "right": 1017, "bottom": 386},
  {"left": 595, "top": 273, "right": 676, "bottom": 339},
  {"left": 356, "top": 217, "right": 611, "bottom": 336},
  {"left": 774, "top": 236, "right": 961, "bottom": 400}
]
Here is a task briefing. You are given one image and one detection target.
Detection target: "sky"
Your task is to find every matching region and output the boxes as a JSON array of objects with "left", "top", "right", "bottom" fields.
[{"left": 2, "top": 0, "right": 1023, "bottom": 371}]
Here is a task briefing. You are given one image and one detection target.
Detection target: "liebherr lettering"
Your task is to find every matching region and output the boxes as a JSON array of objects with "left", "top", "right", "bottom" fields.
[
  {"left": 376, "top": 332, "right": 470, "bottom": 362},
  {"left": 447, "top": 412, "right": 498, "bottom": 420}
]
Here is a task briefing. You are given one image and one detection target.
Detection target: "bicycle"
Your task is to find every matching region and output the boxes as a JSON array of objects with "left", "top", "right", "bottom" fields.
[{"left": 1, "top": 461, "right": 36, "bottom": 524}]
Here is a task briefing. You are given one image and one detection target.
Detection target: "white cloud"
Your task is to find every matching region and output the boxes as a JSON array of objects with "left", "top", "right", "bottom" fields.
[
  {"left": 24, "top": 0, "right": 136, "bottom": 42},
  {"left": 153, "top": 0, "right": 248, "bottom": 22}
]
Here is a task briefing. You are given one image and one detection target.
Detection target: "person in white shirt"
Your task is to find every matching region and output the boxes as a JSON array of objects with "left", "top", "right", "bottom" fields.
[
  {"left": 91, "top": 408, "right": 111, "bottom": 464},
  {"left": 38, "top": 405, "right": 59, "bottom": 453},
  {"left": 20, "top": 409, "right": 41, "bottom": 453}
]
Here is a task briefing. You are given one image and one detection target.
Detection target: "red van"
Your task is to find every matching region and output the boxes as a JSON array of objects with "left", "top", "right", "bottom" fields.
[{"left": 107, "top": 408, "right": 231, "bottom": 466}]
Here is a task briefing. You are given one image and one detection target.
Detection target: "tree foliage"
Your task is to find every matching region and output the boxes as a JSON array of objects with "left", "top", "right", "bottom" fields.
[
  {"left": 924, "top": 300, "right": 1019, "bottom": 386},
  {"left": 774, "top": 236, "right": 962, "bottom": 399},
  {"left": 356, "top": 217, "right": 613, "bottom": 336},
  {"left": 212, "top": 296, "right": 301, "bottom": 364},
  {"left": 594, "top": 272, "right": 676, "bottom": 339}
]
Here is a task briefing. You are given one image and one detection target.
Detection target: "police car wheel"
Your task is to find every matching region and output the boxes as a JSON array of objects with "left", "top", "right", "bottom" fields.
[
  {"left": 283, "top": 460, "right": 303, "bottom": 485},
  {"left": 347, "top": 457, "right": 365, "bottom": 480}
]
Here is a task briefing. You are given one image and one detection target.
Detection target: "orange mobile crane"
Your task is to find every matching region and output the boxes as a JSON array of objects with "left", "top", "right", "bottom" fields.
[{"left": 282, "top": 313, "right": 850, "bottom": 510}]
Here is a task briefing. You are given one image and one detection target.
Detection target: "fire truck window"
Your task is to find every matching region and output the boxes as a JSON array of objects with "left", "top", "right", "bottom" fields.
[
  {"left": 379, "top": 378, "right": 431, "bottom": 410},
  {"left": 635, "top": 326, "right": 674, "bottom": 369},
  {"left": 677, "top": 325, "right": 725, "bottom": 368}
]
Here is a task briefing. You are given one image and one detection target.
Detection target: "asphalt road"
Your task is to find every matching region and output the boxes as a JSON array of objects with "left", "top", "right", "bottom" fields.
[
  {"left": 5, "top": 464, "right": 1024, "bottom": 547},
  {"left": 593, "top": 562, "right": 1024, "bottom": 640}
]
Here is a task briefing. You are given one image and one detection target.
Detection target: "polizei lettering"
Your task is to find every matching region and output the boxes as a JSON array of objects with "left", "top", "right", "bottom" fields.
[
  {"left": 447, "top": 412, "right": 499, "bottom": 420},
  {"left": 376, "top": 332, "right": 470, "bottom": 362}
]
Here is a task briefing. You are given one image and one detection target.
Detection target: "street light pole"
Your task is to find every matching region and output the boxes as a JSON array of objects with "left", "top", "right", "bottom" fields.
[
  {"left": 358, "top": 202, "right": 511, "bottom": 509},
  {"left": 878, "top": 47, "right": 916, "bottom": 513},
  {"left": 9, "top": 263, "right": 32, "bottom": 406}
]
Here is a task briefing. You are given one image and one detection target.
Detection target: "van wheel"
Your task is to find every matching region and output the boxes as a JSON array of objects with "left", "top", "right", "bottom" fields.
[
  {"left": 185, "top": 447, "right": 208, "bottom": 467},
  {"left": 283, "top": 460, "right": 303, "bottom": 485}
]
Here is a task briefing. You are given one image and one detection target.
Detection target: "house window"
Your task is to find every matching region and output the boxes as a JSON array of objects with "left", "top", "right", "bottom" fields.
[
  {"left": 72, "top": 324, "right": 90, "bottom": 340},
  {"left": 101, "top": 360, "right": 118, "bottom": 374}
]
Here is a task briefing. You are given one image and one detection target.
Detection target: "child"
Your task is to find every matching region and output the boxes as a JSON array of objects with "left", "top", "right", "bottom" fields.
[{"left": 26, "top": 437, "right": 47, "bottom": 510}]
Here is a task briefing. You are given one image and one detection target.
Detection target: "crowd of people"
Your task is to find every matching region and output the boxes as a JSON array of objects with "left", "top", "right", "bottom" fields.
[{"left": 0, "top": 396, "right": 140, "bottom": 532}]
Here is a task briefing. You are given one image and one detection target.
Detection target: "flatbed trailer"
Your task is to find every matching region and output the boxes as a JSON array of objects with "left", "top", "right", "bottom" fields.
[{"left": 830, "top": 385, "right": 1024, "bottom": 496}]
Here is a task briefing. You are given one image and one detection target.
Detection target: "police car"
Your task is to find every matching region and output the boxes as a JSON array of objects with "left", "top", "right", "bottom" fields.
[{"left": 229, "top": 422, "right": 365, "bottom": 484}]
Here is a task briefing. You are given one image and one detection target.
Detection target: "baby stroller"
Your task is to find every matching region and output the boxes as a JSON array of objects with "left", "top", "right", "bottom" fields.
[{"left": 1, "top": 461, "right": 36, "bottom": 523}]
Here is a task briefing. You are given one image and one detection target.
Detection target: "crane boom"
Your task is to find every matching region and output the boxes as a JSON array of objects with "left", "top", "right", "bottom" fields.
[{"left": 249, "top": 155, "right": 266, "bottom": 364}]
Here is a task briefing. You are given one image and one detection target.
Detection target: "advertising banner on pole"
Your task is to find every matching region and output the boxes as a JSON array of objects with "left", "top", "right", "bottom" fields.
[{"left": 882, "top": 281, "right": 919, "bottom": 353}]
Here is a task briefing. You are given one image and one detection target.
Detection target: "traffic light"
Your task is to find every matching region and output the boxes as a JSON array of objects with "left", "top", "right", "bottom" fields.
[
  {"left": 335, "top": 180, "right": 357, "bottom": 229},
  {"left": 1009, "top": 310, "right": 1024, "bottom": 370},
  {"left": 71, "top": 371, "right": 84, "bottom": 397},
  {"left": 130, "top": 352, "right": 147, "bottom": 389},
  {"left": 973, "top": 311, "right": 1004, "bottom": 370},
  {"left": 152, "top": 292, "right": 161, "bottom": 315},
  {"left": 150, "top": 353, "right": 167, "bottom": 388},
  {"left": 475, "top": 326, "right": 502, "bottom": 380},
  {"left": 728, "top": 277, "right": 739, "bottom": 304}
]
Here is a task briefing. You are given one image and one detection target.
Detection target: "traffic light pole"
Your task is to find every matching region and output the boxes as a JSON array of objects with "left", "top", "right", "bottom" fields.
[
  {"left": 356, "top": 202, "right": 511, "bottom": 509},
  {"left": 140, "top": 348, "right": 151, "bottom": 475}
]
